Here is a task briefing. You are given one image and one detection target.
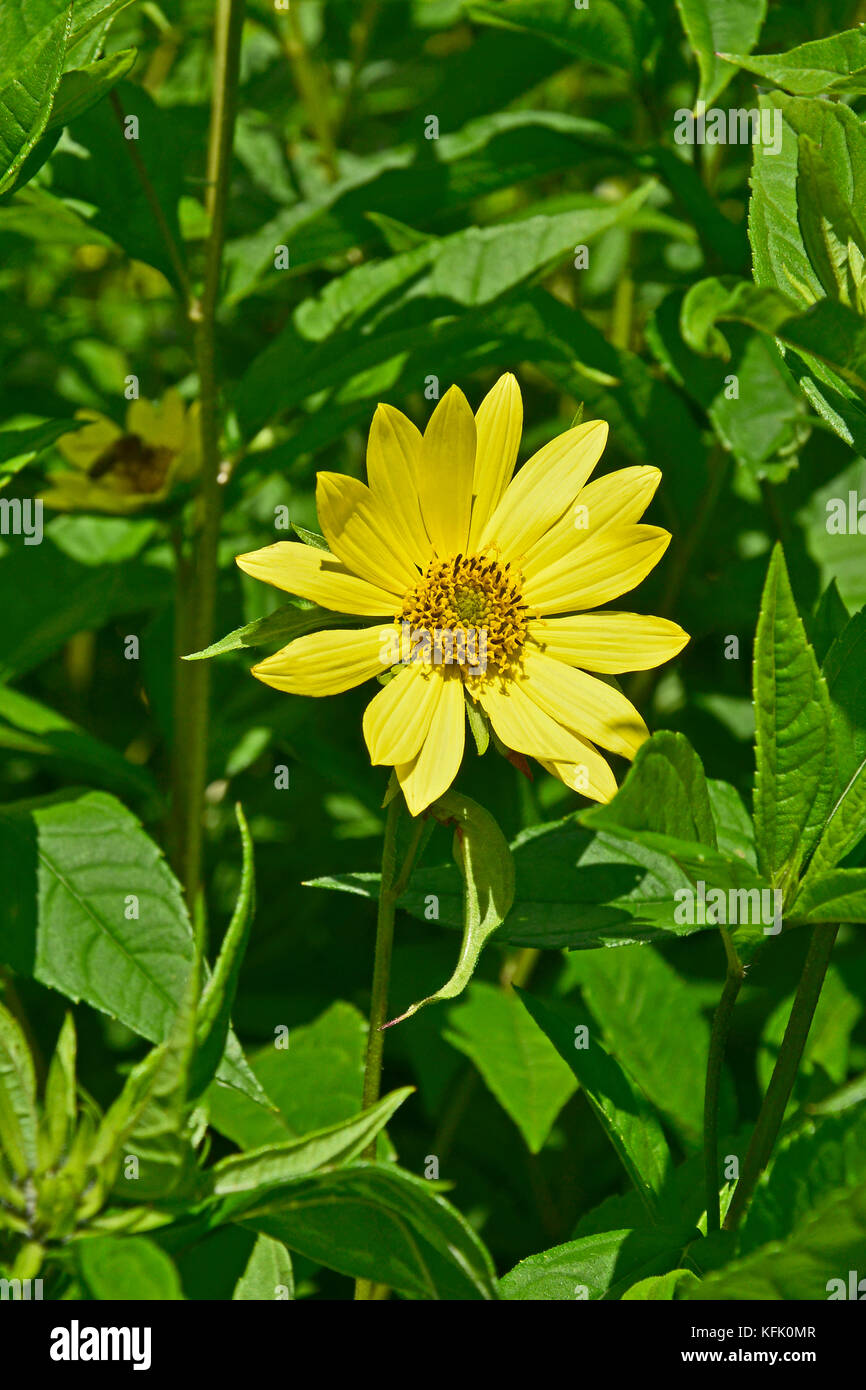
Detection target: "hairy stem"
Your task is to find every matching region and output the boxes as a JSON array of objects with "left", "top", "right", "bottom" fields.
[
  {"left": 724, "top": 924, "right": 839, "bottom": 1231},
  {"left": 704, "top": 929, "right": 745, "bottom": 1233},
  {"left": 173, "top": 0, "right": 245, "bottom": 909}
]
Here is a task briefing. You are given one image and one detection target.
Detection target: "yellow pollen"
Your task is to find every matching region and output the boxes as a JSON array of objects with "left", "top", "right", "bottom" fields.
[{"left": 399, "top": 552, "right": 528, "bottom": 673}]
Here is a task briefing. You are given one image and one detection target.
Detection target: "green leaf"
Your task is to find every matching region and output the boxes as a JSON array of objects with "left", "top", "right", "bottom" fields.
[
  {"left": 0, "top": 419, "right": 82, "bottom": 485},
  {"left": 0, "top": 0, "right": 73, "bottom": 195},
  {"left": 0, "top": 789, "right": 270, "bottom": 1113},
  {"left": 384, "top": 791, "right": 515, "bottom": 1025},
  {"left": 823, "top": 608, "right": 866, "bottom": 787},
  {"left": 579, "top": 730, "right": 717, "bottom": 847},
  {"left": 675, "top": 0, "right": 767, "bottom": 106},
  {"left": 721, "top": 25, "right": 866, "bottom": 96},
  {"left": 204, "top": 1088, "right": 413, "bottom": 1198},
  {"left": 466, "top": 0, "right": 656, "bottom": 76},
  {"left": 752, "top": 545, "right": 834, "bottom": 897},
  {"left": 758, "top": 967, "right": 859, "bottom": 1105},
  {"left": 236, "top": 189, "right": 653, "bottom": 434},
  {"left": 206, "top": 1002, "right": 367, "bottom": 1151},
  {"left": 797, "top": 135, "right": 866, "bottom": 312},
  {"left": 38, "top": 1013, "right": 77, "bottom": 1173},
  {"left": 46, "top": 48, "right": 137, "bottom": 131},
  {"left": 238, "top": 1163, "right": 498, "bottom": 1301},
  {"left": 740, "top": 1108, "right": 866, "bottom": 1255},
  {"left": 443, "top": 983, "right": 576, "bottom": 1153},
  {"left": 686, "top": 1179, "right": 866, "bottom": 1299},
  {"left": 749, "top": 93, "right": 866, "bottom": 450},
  {"left": 0, "top": 1001, "right": 38, "bottom": 1179},
  {"left": 812, "top": 580, "right": 850, "bottom": 665},
  {"left": 681, "top": 276, "right": 866, "bottom": 396},
  {"left": 516, "top": 990, "right": 672, "bottom": 1217},
  {"left": 232, "top": 1235, "right": 293, "bottom": 1301},
  {"left": 804, "top": 758, "right": 866, "bottom": 879},
  {"left": 78, "top": 1235, "right": 184, "bottom": 1300},
  {"left": 562, "top": 945, "right": 729, "bottom": 1151},
  {"left": 189, "top": 805, "right": 256, "bottom": 1100},
  {"left": 622, "top": 1268, "right": 700, "bottom": 1300},
  {"left": 500, "top": 1227, "right": 694, "bottom": 1300},
  {"left": 185, "top": 602, "right": 362, "bottom": 661},
  {"left": 0, "top": 684, "right": 160, "bottom": 812},
  {"left": 788, "top": 868, "right": 866, "bottom": 924},
  {"left": 66, "top": 1, "right": 137, "bottom": 60}
]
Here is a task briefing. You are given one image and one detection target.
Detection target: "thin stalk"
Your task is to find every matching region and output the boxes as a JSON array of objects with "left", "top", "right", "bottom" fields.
[
  {"left": 704, "top": 929, "right": 745, "bottom": 1233},
  {"left": 355, "top": 797, "right": 424, "bottom": 1301},
  {"left": 174, "top": 0, "right": 245, "bottom": 909},
  {"left": 724, "top": 924, "right": 839, "bottom": 1231}
]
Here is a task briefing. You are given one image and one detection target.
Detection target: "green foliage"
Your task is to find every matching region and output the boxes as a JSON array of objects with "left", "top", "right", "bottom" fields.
[{"left": 1, "top": 0, "right": 865, "bottom": 1306}]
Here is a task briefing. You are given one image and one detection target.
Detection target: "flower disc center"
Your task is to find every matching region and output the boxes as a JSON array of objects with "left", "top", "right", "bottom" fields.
[{"left": 400, "top": 552, "right": 527, "bottom": 673}]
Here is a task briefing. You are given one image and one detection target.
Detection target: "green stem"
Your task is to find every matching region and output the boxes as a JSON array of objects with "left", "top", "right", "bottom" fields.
[
  {"left": 355, "top": 796, "right": 423, "bottom": 1301},
  {"left": 174, "top": 0, "right": 245, "bottom": 909},
  {"left": 724, "top": 923, "right": 839, "bottom": 1231},
  {"left": 704, "top": 929, "right": 745, "bottom": 1234}
]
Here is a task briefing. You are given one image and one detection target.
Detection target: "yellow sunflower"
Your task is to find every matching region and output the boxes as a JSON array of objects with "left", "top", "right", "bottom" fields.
[
  {"left": 236, "top": 375, "right": 688, "bottom": 816},
  {"left": 42, "top": 388, "right": 200, "bottom": 514}
]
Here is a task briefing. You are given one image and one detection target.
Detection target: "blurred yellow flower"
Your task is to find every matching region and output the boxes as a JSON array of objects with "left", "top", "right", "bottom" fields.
[
  {"left": 41, "top": 389, "right": 200, "bottom": 514},
  {"left": 236, "top": 375, "right": 688, "bottom": 816}
]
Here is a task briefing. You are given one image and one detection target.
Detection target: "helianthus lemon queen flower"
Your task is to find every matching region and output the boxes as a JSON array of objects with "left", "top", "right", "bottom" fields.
[
  {"left": 236, "top": 375, "right": 688, "bottom": 816},
  {"left": 41, "top": 389, "right": 200, "bottom": 514}
]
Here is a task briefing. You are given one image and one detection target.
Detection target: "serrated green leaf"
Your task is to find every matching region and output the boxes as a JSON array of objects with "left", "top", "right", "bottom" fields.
[
  {"left": 721, "top": 25, "right": 866, "bottom": 96},
  {"left": 752, "top": 545, "right": 834, "bottom": 897},
  {"left": 788, "top": 868, "right": 866, "bottom": 924},
  {"left": 0, "top": 0, "right": 73, "bottom": 195},
  {"left": 46, "top": 48, "right": 136, "bottom": 131}
]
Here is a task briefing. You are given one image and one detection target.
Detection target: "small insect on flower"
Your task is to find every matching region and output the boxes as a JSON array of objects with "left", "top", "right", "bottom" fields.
[
  {"left": 236, "top": 375, "right": 689, "bottom": 816},
  {"left": 41, "top": 389, "right": 200, "bottom": 514}
]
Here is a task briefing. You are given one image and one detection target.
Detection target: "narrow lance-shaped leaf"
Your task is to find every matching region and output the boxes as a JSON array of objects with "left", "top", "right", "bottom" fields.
[
  {"left": 0, "top": 1002, "right": 38, "bottom": 1179},
  {"left": 752, "top": 544, "right": 834, "bottom": 898},
  {"left": 384, "top": 791, "right": 515, "bottom": 1026},
  {"left": 38, "top": 1012, "right": 77, "bottom": 1173},
  {"left": 204, "top": 1087, "right": 414, "bottom": 1198},
  {"left": 516, "top": 989, "right": 672, "bottom": 1218},
  {"left": 189, "top": 804, "right": 256, "bottom": 1099}
]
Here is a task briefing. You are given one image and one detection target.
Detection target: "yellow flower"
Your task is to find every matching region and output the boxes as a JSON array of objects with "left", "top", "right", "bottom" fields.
[
  {"left": 41, "top": 389, "right": 200, "bottom": 514},
  {"left": 236, "top": 375, "right": 688, "bottom": 816}
]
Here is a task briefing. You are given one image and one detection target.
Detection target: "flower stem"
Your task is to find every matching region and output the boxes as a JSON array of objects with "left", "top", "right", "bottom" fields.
[
  {"left": 724, "top": 924, "right": 839, "bottom": 1231},
  {"left": 704, "top": 929, "right": 745, "bottom": 1234},
  {"left": 173, "top": 0, "right": 245, "bottom": 910},
  {"left": 354, "top": 795, "right": 423, "bottom": 1301}
]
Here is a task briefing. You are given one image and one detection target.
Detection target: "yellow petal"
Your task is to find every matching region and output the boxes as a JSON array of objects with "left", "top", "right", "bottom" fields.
[
  {"left": 528, "top": 613, "right": 689, "bottom": 673},
  {"left": 416, "top": 386, "right": 475, "bottom": 555},
  {"left": 396, "top": 675, "right": 465, "bottom": 815},
  {"left": 537, "top": 740, "right": 618, "bottom": 804},
  {"left": 366, "top": 404, "right": 432, "bottom": 568},
  {"left": 236, "top": 542, "right": 398, "bottom": 616},
  {"left": 363, "top": 662, "right": 443, "bottom": 764},
  {"left": 523, "top": 525, "right": 671, "bottom": 615},
  {"left": 467, "top": 373, "right": 523, "bottom": 550},
  {"left": 517, "top": 648, "right": 647, "bottom": 758},
  {"left": 479, "top": 419, "right": 608, "bottom": 562},
  {"left": 521, "top": 465, "right": 661, "bottom": 580},
  {"left": 477, "top": 677, "right": 594, "bottom": 761},
  {"left": 57, "top": 412, "right": 121, "bottom": 470},
  {"left": 127, "top": 389, "right": 186, "bottom": 450},
  {"left": 251, "top": 625, "right": 392, "bottom": 695},
  {"left": 316, "top": 472, "right": 419, "bottom": 594}
]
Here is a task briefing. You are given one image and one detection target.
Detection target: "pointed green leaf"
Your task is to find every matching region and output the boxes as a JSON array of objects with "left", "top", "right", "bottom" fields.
[
  {"left": 232, "top": 1235, "right": 294, "bottom": 1301},
  {"left": 0, "top": 1001, "right": 38, "bottom": 1179}
]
